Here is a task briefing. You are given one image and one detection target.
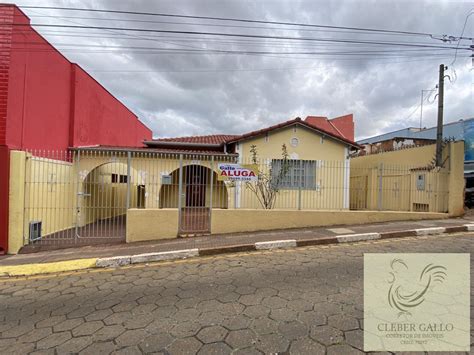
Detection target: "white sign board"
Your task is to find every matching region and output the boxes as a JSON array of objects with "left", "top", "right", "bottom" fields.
[{"left": 217, "top": 163, "right": 258, "bottom": 182}]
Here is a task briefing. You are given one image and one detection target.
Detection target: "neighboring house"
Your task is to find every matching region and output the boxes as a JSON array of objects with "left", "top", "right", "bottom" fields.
[
  {"left": 357, "top": 117, "right": 474, "bottom": 206},
  {"left": 357, "top": 117, "right": 474, "bottom": 173},
  {"left": 356, "top": 137, "right": 436, "bottom": 156},
  {"left": 0, "top": 5, "right": 152, "bottom": 253}
]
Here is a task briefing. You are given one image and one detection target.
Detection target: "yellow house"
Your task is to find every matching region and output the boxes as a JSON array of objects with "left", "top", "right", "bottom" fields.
[
  {"left": 9, "top": 115, "right": 360, "bottom": 252},
  {"left": 10, "top": 115, "right": 464, "bottom": 253},
  {"left": 143, "top": 116, "right": 359, "bottom": 212}
]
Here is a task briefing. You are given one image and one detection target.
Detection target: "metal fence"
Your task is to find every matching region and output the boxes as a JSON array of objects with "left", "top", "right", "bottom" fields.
[{"left": 21, "top": 148, "right": 450, "bottom": 249}]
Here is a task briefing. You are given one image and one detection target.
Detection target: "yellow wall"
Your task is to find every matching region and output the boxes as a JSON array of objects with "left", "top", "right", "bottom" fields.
[
  {"left": 211, "top": 209, "right": 447, "bottom": 234},
  {"left": 352, "top": 144, "right": 437, "bottom": 167},
  {"left": 126, "top": 208, "right": 178, "bottom": 242},
  {"left": 24, "top": 154, "right": 77, "bottom": 237},
  {"left": 238, "top": 124, "right": 347, "bottom": 161},
  {"left": 8, "top": 151, "right": 78, "bottom": 253},
  {"left": 236, "top": 124, "right": 349, "bottom": 210},
  {"left": 350, "top": 142, "right": 463, "bottom": 215},
  {"left": 8, "top": 151, "right": 27, "bottom": 254},
  {"left": 448, "top": 141, "right": 465, "bottom": 216}
]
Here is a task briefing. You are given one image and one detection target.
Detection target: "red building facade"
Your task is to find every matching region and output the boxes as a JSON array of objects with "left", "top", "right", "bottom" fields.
[{"left": 0, "top": 4, "right": 153, "bottom": 253}]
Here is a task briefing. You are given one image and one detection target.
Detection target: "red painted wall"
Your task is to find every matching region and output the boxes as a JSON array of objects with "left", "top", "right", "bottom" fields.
[
  {"left": 0, "top": 5, "right": 153, "bottom": 253},
  {"left": 2, "top": 5, "right": 152, "bottom": 151},
  {"left": 71, "top": 66, "right": 152, "bottom": 147},
  {"left": 330, "top": 114, "right": 355, "bottom": 142},
  {"left": 6, "top": 7, "right": 72, "bottom": 151}
]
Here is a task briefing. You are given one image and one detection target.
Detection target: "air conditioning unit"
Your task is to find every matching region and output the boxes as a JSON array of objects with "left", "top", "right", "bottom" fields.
[{"left": 29, "top": 221, "right": 42, "bottom": 242}]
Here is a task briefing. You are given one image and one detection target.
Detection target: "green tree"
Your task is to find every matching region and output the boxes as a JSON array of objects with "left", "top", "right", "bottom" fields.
[{"left": 246, "top": 144, "right": 290, "bottom": 209}]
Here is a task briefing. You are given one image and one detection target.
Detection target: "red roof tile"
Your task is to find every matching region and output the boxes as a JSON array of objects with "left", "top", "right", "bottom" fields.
[
  {"left": 152, "top": 134, "right": 240, "bottom": 145},
  {"left": 305, "top": 114, "right": 355, "bottom": 141},
  {"left": 226, "top": 117, "right": 359, "bottom": 148},
  {"left": 145, "top": 115, "right": 359, "bottom": 150}
]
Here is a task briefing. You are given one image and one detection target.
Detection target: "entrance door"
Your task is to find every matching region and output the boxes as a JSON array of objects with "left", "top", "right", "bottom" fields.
[
  {"left": 180, "top": 165, "right": 210, "bottom": 235},
  {"left": 186, "top": 166, "right": 207, "bottom": 207}
]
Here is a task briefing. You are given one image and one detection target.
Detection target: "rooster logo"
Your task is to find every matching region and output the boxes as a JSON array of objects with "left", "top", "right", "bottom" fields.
[{"left": 387, "top": 258, "right": 447, "bottom": 317}]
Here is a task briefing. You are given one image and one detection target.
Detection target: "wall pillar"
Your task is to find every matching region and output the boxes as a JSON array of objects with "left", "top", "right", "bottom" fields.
[
  {"left": 448, "top": 141, "right": 465, "bottom": 216},
  {"left": 8, "top": 150, "right": 27, "bottom": 254},
  {"left": 0, "top": 146, "right": 10, "bottom": 254}
]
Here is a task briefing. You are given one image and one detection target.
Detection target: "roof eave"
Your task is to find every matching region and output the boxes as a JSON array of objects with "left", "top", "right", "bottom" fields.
[
  {"left": 226, "top": 121, "right": 361, "bottom": 149},
  {"left": 144, "top": 140, "right": 224, "bottom": 148}
]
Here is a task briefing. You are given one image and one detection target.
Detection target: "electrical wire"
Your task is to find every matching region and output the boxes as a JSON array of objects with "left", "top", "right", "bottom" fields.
[
  {"left": 7, "top": 23, "right": 472, "bottom": 51},
  {"left": 449, "top": 9, "right": 474, "bottom": 83},
  {"left": 17, "top": 4, "right": 471, "bottom": 40}
]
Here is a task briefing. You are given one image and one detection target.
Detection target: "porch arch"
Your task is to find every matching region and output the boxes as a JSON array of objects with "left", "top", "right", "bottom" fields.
[
  {"left": 81, "top": 162, "right": 144, "bottom": 229},
  {"left": 159, "top": 164, "right": 228, "bottom": 209}
]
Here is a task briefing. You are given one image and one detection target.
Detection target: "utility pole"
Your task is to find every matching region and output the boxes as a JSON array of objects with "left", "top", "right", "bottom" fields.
[{"left": 435, "top": 64, "right": 446, "bottom": 167}]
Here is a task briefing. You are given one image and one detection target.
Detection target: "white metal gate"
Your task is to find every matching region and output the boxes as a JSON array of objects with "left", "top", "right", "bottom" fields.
[{"left": 23, "top": 150, "right": 129, "bottom": 250}]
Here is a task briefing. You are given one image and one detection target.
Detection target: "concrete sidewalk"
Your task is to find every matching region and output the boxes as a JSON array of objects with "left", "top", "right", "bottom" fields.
[{"left": 1, "top": 215, "right": 473, "bottom": 275}]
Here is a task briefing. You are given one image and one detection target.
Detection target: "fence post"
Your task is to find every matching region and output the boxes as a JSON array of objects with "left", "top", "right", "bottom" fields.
[
  {"left": 126, "top": 151, "right": 131, "bottom": 210},
  {"left": 7, "top": 151, "right": 27, "bottom": 254},
  {"left": 209, "top": 156, "right": 214, "bottom": 229},
  {"left": 74, "top": 150, "right": 81, "bottom": 239},
  {"left": 378, "top": 163, "right": 384, "bottom": 210},
  {"left": 177, "top": 154, "right": 184, "bottom": 232},
  {"left": 298, "top": 160, "right": 302, "bottom": 210}
]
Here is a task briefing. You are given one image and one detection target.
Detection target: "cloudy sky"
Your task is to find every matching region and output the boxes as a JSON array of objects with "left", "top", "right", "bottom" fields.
[{"left": 9, "top": 0, "right": 474, "bottom": 140}]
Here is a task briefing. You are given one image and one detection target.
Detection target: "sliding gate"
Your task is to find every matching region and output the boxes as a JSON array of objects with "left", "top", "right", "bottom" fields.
[{"left": 23, "top": 150, "right": 130, "bottom": 249}]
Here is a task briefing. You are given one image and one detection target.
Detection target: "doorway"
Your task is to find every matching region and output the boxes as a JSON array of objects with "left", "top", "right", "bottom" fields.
[{"left": 180, "top": 165, "right": 210, "bottom": 235}]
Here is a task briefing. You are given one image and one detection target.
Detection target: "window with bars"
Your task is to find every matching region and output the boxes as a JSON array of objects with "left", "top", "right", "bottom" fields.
[
  {"left": 271, "top": 160, "right": 317, "bottom": 189},
  {"left": 111, "top": 174, "right": 128, "bottom": 183}
]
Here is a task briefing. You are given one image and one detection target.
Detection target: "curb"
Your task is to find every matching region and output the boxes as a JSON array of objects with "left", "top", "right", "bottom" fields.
[
  {"left": 92, "top": 225, "right": 473, "bottom": 268},
  {"left": 1, "top": 224, "right": 472, "bottom": 277},
  {"left": 0, "top": 258, "right": 97, "bottom": 277},
  {"left": 255, "top": 240, "right": 297, "bottom": 250}
]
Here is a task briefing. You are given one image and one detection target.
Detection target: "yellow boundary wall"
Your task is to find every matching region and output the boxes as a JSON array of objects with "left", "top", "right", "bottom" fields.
[
  {"left": 210, "top": 209, "right": 448, "bottom": 234},
  {"left": 126, "top": 209, "right": 179, "bottom": 242},
  {"left": 8, "top": 151, "right": 27, "bottom": 254},
  {"left": 126, "top": 208, "right": 448, "bottom": 242}
]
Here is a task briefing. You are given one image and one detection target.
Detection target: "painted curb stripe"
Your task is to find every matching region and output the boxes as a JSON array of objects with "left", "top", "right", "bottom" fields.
[
  {"left": 96, "top": 256, "right": 131, "bottom": 268},
  {"left": 444, "top": 226, "right": 467, "bottom": 233},
  {"left": 255, "top": 240, "right": 297, "bottom": 250},
  {"left": 199, "top": 244, "right": 256, "bottom": 256},
  {"left": 130, "top": 249, "right": 199, "bottom": 264},
  {"left": 336, "top": 233, "right": 380, "bottom": 243},
  {"left": 296, "top": 237, "right": 338, "bottom": 247},
  {"left": 0, "top": 258, "right": 98, "bottom": 277},
  {"left": 414, "top": 227, "right": 446, "bottom": 236},
  {"left": 463, "top": 224, "right": 474, "bottom": 231},
  {"left": 380, "top": 230, "right": 417, "bottom": 239}
]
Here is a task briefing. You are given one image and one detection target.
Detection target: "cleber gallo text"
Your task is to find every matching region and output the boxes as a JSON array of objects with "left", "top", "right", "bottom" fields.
[{"left": 377, "top": 323, "right": 455, "bottom": 332}]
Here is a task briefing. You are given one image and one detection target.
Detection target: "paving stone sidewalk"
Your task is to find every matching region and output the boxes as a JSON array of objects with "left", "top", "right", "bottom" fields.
[{"left": 1, "top": 215, "right": 473, "bottom": 267}]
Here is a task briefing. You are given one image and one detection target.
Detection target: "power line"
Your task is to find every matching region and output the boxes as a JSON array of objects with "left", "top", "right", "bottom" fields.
[
  {"left": 7, "top": 23, "right": 472, "bottom": 51},
  {"left": 14, "top": 28, "right": 464, "bottom": 48},
  {"left": 84, "top": 57, "right": 468, "bottom": 74},
  {"left": 449, "top": 9, "right": 474, "bottom": 83},
  {"left": 9, "top": 41, "right": 460, "bottom": 54},
  {"left": 9, "top": 15, "right": 461, "bottom": 62},
  {"left": 15, "top": 14, "right": 454, "bottom": 38},
  {"left": 17, "top": 5, "right": 473, "bottom": 41}
]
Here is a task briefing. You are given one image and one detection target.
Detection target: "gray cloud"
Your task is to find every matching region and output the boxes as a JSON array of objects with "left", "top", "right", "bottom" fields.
[{"left": 10, "top": 0, "right": 474, "bottom": 140}]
